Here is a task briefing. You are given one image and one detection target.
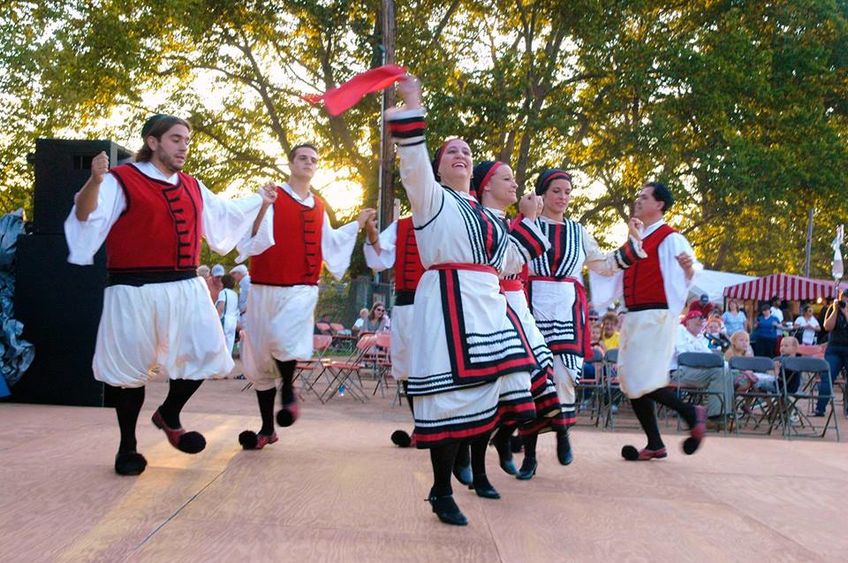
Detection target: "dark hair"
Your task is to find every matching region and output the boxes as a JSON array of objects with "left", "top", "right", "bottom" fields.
[
  {"left": 135, "top": 115, "right": 191, "bottom": 162},
  {"left": 220, "top": 273, "right": 236, "bottom": 290},
  {"left": 644, "top": 181, "right": 673, "bottom": 213},
  {"left": 288, "top": 143, "right": 319, "bottom": 162}
]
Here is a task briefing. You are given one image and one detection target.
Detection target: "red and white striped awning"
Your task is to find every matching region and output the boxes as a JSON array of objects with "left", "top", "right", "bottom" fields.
[{"left": 722, "top": 273, "right": 838, "bottom": 301}]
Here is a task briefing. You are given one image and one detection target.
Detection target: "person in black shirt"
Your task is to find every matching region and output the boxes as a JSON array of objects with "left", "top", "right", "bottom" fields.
[{"left": 819, "top": 291, "right": 848, "bottom": 416}]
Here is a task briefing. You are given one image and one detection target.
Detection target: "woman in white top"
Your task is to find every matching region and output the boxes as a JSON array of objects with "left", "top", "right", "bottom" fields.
[
  {"left": 216, "top": 274, "right": 240, "bottom": 354},
  {"left": 794, "top": 305, "right": 821, "bottom": 345}
]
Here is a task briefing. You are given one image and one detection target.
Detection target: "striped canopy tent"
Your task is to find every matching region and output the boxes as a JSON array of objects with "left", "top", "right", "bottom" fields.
[{"left": 723, "top": 273, "right": 838, "bottom": 301}]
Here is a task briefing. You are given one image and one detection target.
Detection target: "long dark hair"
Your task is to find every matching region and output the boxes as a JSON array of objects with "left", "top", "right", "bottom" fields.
[{"left": 135, "top": 116, "right": 192, "bottom": 162}]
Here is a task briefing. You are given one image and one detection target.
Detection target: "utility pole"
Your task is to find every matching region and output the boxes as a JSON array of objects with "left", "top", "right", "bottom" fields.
[
  {"left": 804, "top": 208, "right": 814, "bottom": 277},
  {"left": 376, "top": 0, "right": 396, "bottom": 286}
]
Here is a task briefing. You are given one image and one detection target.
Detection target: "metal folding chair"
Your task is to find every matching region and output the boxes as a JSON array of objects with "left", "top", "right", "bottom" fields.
[
  {"left": 576, "top": 348, "right": 606, "bottom": 426},
  {"left": 296, "top": 334, "right": 334, "bottom": 401},
  {"left": 317, "top": 333, "right": 375, "bottom": 403},
  {"left": 670, "top": 351, "right": 729, "bottom": 432},
  {"left": 781, "top": 356, "right": 840, "bottom": 441},
  {"left": 601, "top": 348, "right": 626, "bottom": 430},
  {"left": 728, "top": 355, "right": 782, "bottom": 435},
  {"left": 371, "top": 332, "right": 392, "bottom": 397}
]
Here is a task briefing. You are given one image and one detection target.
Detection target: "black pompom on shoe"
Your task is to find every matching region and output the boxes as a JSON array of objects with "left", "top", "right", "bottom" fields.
[
  {"left": 177, "top": 431, "right": 206, "bottom": 454},
  {"left": 682, "top": 436, "right": 702, "bottom": 455},
  {"left": 239, "top": 430, "right": 259, "bottom": 450},
  {"left": 621, "top": 445, "right": 640, "bottom": 461},
  {"left": 391, "top": 430, "right": 412, "bottom": 448},
  {"left": 115, "top": 451, "right": 147, "bottom": 476}
]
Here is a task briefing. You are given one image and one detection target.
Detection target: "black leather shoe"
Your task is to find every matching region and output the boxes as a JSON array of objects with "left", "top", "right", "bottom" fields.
[
  {"left": 556, "top": 430, "right": 574, "bottom": 466},
  {"left": 427, "top": 493, "right": 468, "bottom": 526},
  {"left": 470, "top": 482, "right": 500, "bottom": 499},
  {"left": 516, "top": 457, "right": 537, "bottom": 480}
]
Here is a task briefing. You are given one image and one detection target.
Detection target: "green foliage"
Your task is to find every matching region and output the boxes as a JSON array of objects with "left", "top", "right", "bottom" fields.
[{"left": 0, "top": 0, "right": 846, "bottom": 277}]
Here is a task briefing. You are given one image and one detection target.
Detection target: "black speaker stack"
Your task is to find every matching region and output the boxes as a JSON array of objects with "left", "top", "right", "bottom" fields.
[{"left": 12, "top": 139, "right": 133, "bottom": 406}]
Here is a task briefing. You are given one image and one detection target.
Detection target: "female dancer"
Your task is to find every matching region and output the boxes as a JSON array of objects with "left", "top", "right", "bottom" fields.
[
  {"left": 385, "top": 76, "right": 544, "bottom": 525},
  {"left": 519, "top": 168, "right": 643, "bottom": 478}
]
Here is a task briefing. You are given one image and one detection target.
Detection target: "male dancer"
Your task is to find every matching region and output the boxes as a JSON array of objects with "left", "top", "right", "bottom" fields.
[
  {"left": 590, "top": 182, "right": 706, "bottom": 460},
  {"left": 237, "top": 143, "right": 374, "bottom": 449},
  {"left": 65, "top": 114, "right": 274, "bottom": 475}
]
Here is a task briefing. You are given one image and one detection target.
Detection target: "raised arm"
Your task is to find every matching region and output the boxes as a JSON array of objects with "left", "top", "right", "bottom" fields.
[{"left": 584, "top": 219, "right": 647, "bottom": 276}]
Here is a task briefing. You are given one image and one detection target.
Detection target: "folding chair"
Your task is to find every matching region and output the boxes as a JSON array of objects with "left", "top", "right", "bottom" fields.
[
  {"left": 296, "top": 334, "right": 334, "bottom": 401},
  {"left": 329, "top": 322, "right": 356, "bottom": 352},
  {"left": 601, "top": 348, "right": 625, "bottom": 430},
  {"left": 317, "top": 333, "right": 375, "bottom": 403},
  {"left": 371, "top": 332, "right": 392, "bottom": 397},
  {"left": 728, "top": 355, "right": 782, "bottom": 435},
  {"left": 781, "top": 356, "right": 840, "bottom": 441},
  {"left": 576, "top": 348, "right": 605, "bottom": 426},
  {"left": 670, "top": 352, "right": 729, "bottom": 433}
]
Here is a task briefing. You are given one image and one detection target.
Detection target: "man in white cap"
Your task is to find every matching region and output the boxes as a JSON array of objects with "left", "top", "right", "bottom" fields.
[
  {"left": 208, "top": 264, "right": 225, "bottom": 302},
  {"left": 229, "top": 264, "right": 250, "bottom": 320}
]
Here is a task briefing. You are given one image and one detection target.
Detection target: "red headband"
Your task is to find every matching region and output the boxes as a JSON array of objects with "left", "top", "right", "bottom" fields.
[{"left": 474, "top": 161, "right": 505, "bottom": 199}]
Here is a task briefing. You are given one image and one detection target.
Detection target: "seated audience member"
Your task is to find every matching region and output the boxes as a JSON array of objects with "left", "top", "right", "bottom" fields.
[
  {"left": 599, "top": 312, "right": 620, "bottom": 351},
  {"left": 752, "top": 303, "right": 780, "bottom": 357},
  {"left": 774, "top": 336, "right": 803, "bottom": 394},
  {"left": 725, "top": 330, "right": 757, "bottom": 392},
  {"left": 670, "top": 310, "right": 735, "bottom": 429},
  {"left": 793, "top": 305, "right": 821, "bottom": 346},
  {"left": 352, "top": 308, "right": 369, "bottom": 335},
  {"left": 363, "top": 302, "right": 390, "bottom": 333},
  {"left": 704, "top": 317, "right": 731, "bottom": 353}
]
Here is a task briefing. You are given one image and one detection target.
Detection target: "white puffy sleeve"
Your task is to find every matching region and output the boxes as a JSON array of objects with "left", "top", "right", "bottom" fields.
[
  {"left": 364, "top": 220, "right": 398, "bottom": 272},
  {"left": 658, "top": 232, "right": 702, "bottom": 316},
  {"left": 386, "top": 107, "right": 443, "bottom": 225},
  {"left": 583, "top": 224, "right": 646, "bottom": 276},
  {"left": 322, "top": 213, "right": 361, "bottom": 280},
  {"left": 64, "top": 173, "right": 127, "bottom": 265},
  {"left": 200, "top": 183, "right": 263, "bottom": 255},
  {"left": 236, "top": 205, "right": 276, "bottom": 262}
]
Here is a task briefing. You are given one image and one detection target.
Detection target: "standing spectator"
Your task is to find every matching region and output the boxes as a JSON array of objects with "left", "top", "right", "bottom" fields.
[
  {"left": 722, "top": 299, "right": 748, "bottom": 335},
  {"left": 599, "top": 312, "right": 620, "bottom": 351},
  {"left": 216, "top": 274, "right": 239, "bottom": 355},
  {"left": 364, "top": 302, "right": 390, "bottom": 333},
  {"left": 352, "top": 308, "right": 369, "bottom": 336},
  {"left": 209, "top": 264, "right": 224, "bottom": 303},
  {"left": 752, "top": 303, "right": 780, "bottom": 357},
  {"left": 819, "top": 291, "right": 848, "bottom": 416},
  {"left": 197, "top": 264, "right": 211, "bottom": 281},
  {"left": 817, "top": 298, "right": 834, "bottom": 344},
  {"left": 793, "top": 305, "right": 821, "bottom": 345},
  {"left": 769, "top": 296, "right": 785, "bottom": 324},
  {"left": 230, "top": 264, "right": 251, "bottom": 320},
  {"left": 688, "top": 294, "right": 714, "bottom": 317}
]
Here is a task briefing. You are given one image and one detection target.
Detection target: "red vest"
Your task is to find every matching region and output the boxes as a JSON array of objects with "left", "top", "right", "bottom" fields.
[
  {"left": 394, "top": 217, "right": 425, "bottom": 293},
  {"left": 623, "top": 223, "right": 676, "bottom": 311},
  {"left": 250, "top": 188, "right": 325, "bottom": 286},
  {"left": 105, "top": 164, "right": 203, "bottom": 272}
]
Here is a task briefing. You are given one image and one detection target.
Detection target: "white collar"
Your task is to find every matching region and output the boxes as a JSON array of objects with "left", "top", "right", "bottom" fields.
[
  {"left": 132, "top": 161, "right": 179, "bottom": 185},
  {"left": 281, "top": 183, "right": 314, "bottom": 207},
  {"left": 641, "top": 218, "right": 667, "bottom": 237}
]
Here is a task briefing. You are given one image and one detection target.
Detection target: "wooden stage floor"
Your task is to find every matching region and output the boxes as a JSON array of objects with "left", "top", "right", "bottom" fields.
[{"left": 2, "top": 378, "right": 847, "bottom": 562}]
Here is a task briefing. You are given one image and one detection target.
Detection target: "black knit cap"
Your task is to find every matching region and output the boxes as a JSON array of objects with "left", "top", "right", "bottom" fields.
[
  {"left": 471, "top": 160, "right": 505, "bottom": 199},
  {"left": 141, "top": 114, "right": 170, "bottom": 138},
  {"left": 534, "top": 168, "right": 573, "bottom": 195}
]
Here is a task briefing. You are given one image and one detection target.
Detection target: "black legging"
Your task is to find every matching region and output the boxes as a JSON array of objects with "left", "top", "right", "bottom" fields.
[
  {"left": 113, "top": 385, "right": 145, "bottom": 453},
  {"left": 430, "top": 442, "right": 460, "bottom": 497},
  {"left": 275, "top": 359, "right": 297, "bottom": 404},
  {"left": 630, "top": 387, "right": 696, "bottom": 450}
]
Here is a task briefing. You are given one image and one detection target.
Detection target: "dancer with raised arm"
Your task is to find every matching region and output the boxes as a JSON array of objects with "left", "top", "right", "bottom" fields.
[
  {"left": 236, "top": 143, "right": 375, "bottom": 450},
  {"left": 590, "top": 182, "right": 707, "bottom": 461},
  {"left": 517, "top": 169, "right": 645, "bottom": 476},
  {"left": 65, "top": 114, "right": 275, "bottom": 475},
  {"left": 385, "top": 76, "right": 545, "bottom": 526}
]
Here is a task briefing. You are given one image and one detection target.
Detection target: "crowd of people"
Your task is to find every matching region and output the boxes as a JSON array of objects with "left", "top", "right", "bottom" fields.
[{"left": 62, "top": 74, "right": 848, "bottom": 529}]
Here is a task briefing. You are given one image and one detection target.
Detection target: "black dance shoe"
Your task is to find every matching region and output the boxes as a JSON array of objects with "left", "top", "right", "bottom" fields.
[
  {"left": 516, "top": 457, "right": 538, "bottom": 480},
  {"left": 427, "top": 492, "right": 468, "bottom": 526},
  {"left": 114, "top": 451, "right": 147, "bottom": 476},
  {"left": 556, "top": 430, "right": 574, "bottom": 466},
  {"left": 452, "top": 450, "right": 473, "bottom": 486},
  {"left": 469, "top": 478, "right": 501, "bottom": 500},
  {"left": 492, "top": 435, "right": 518, "bottom": 476}
]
